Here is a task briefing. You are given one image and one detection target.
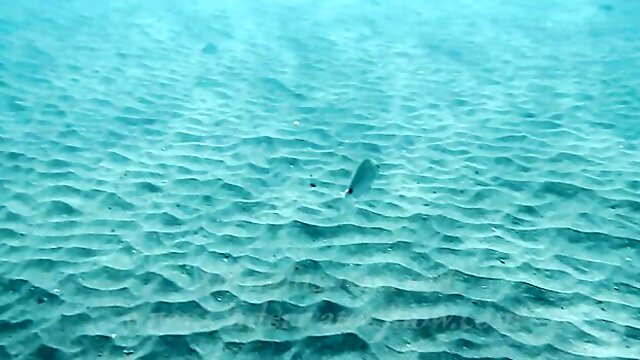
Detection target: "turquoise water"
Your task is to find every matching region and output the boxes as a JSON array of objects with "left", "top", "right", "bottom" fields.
[{"left": 1, "top": 0, "right": 639, "bottom": 359}]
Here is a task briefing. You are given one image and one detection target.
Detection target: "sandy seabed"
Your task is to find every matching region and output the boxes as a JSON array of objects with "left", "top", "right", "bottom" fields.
[{"left": 0, "top": 1, "right": 639, "bottom": 359}]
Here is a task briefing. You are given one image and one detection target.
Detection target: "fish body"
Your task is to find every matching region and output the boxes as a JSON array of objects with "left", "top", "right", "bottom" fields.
[{"left": 343, "top": 159, "right": 380, "bottom": 198}]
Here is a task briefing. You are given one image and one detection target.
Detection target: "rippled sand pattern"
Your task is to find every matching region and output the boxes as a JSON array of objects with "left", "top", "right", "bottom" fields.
[{"left": 1, "top": 0, "right": 639, "bottom": 359}]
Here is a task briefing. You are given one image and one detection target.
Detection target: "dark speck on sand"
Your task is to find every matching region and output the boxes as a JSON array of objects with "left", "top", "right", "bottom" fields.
[
  {"left": 202, "top": 42, "right": 219, "bottom": 54},
  {"left": 599, "top": 4, "right": 614, "bottom": 11}
]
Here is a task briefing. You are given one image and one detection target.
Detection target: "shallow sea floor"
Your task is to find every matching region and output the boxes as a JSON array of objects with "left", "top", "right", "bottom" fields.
[{"left": 1, "top": 0, "right": 639, "bottom": 359}]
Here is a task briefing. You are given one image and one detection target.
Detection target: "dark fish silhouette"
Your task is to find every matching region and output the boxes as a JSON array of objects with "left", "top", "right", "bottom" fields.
[{"left": 343, "top": 159, "right": 380, "bottom": 198}]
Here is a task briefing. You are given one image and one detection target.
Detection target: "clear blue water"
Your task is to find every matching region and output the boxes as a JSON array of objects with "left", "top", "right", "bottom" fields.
[{"left": 0, "top": 1, "right": 639, "bottom": 359}]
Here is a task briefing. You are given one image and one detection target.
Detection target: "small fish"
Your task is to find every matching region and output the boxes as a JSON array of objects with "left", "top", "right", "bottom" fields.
[{"left": 343, "top": 159, "right": 380, "bottom": 198}]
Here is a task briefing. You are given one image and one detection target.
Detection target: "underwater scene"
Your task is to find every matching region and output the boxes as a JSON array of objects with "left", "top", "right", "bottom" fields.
[{"left": 0, "top": 0, "right": 639, "bottom": 359}]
